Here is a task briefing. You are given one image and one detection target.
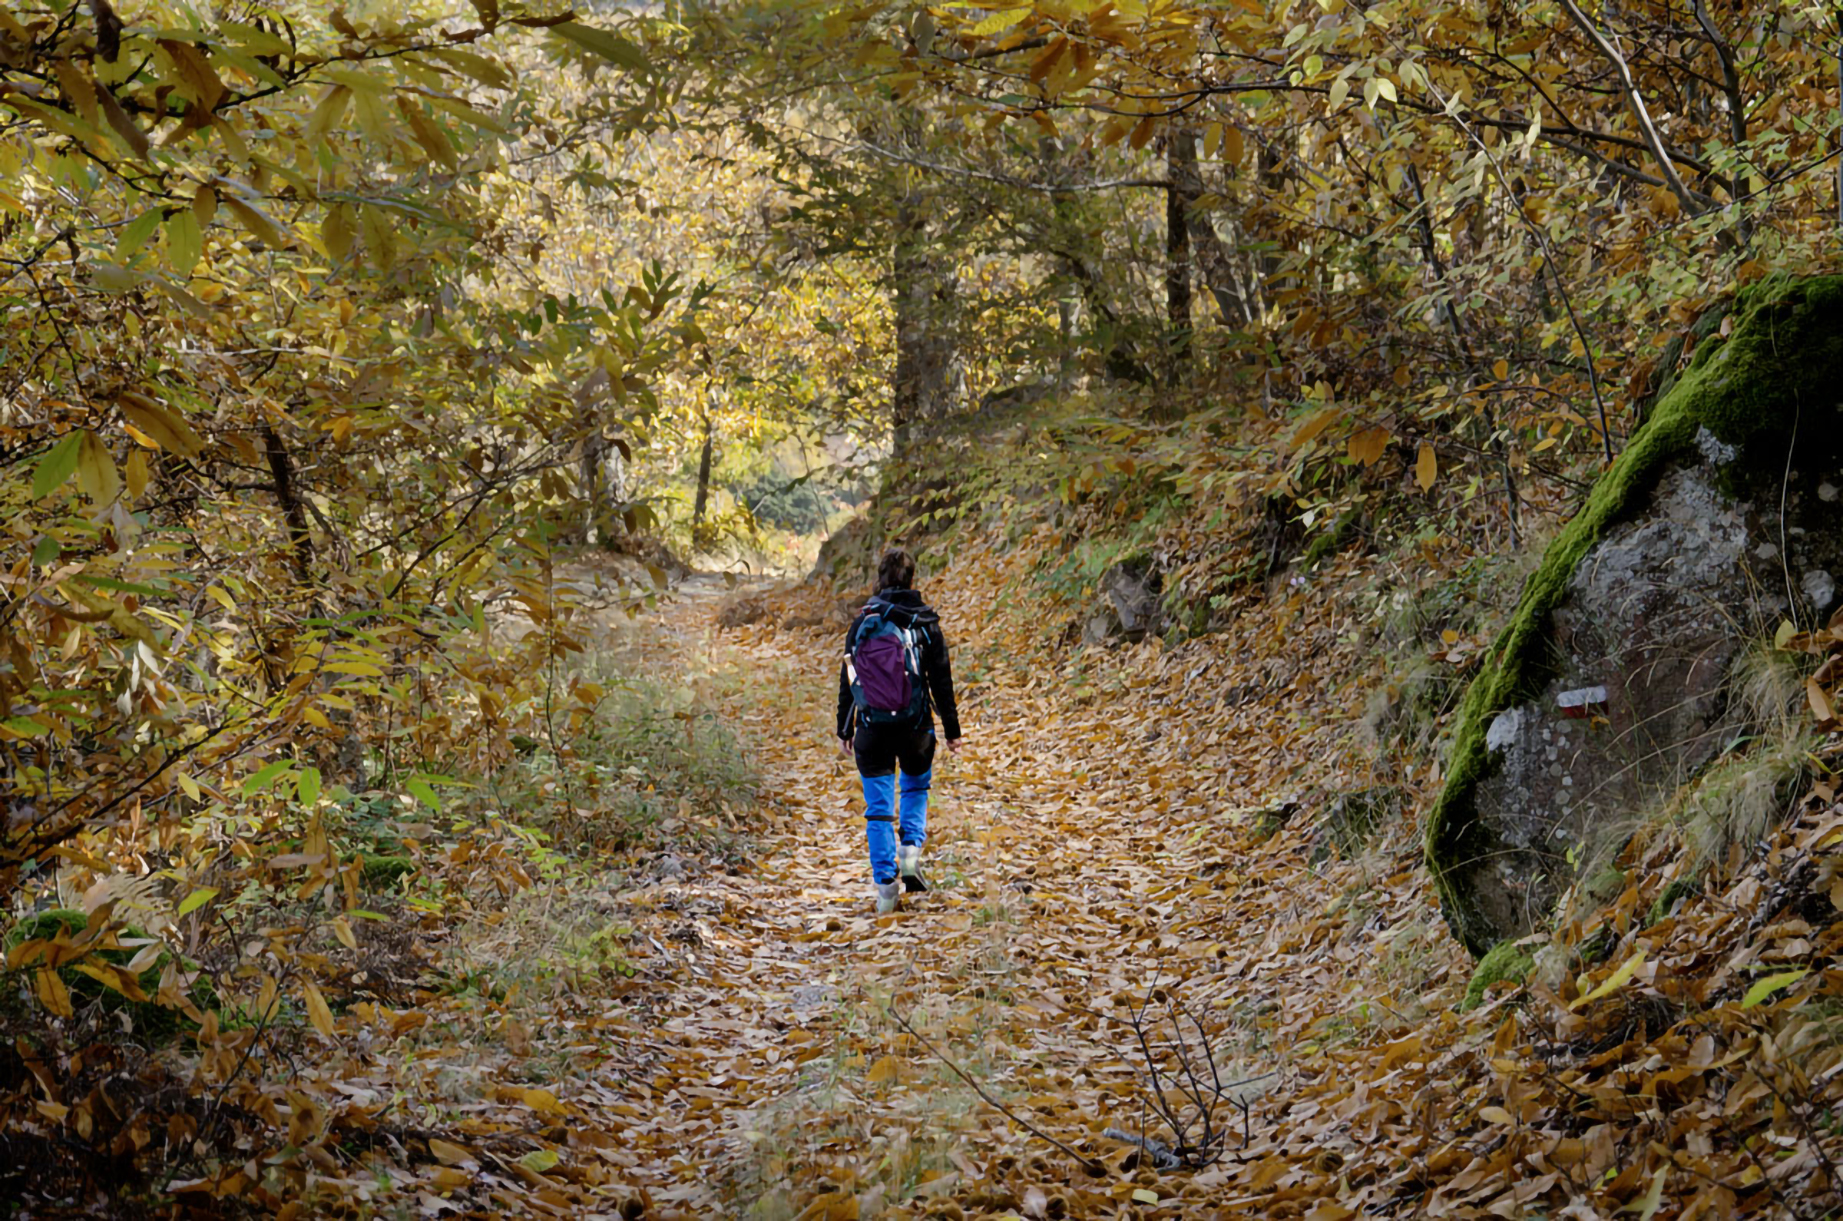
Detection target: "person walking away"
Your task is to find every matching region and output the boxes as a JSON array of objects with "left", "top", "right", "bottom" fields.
[{"left": 837, "top": 548, "right": 963, "bottom": 913}]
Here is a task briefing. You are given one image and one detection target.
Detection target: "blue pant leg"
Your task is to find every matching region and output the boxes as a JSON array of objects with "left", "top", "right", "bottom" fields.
[
  {"left": 861, "top": 771, "right": 897, "bottom": 885},
  {"left": 898, "top": 768, "right": 931, "bottom": 847}
]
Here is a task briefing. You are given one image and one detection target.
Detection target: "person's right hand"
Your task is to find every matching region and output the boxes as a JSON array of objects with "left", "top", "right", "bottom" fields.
[
  {"left": 838, "top": 736, "right": 853, "bottom": 757},
  {"left": 946, "top": 738, "right": 964, "bottom": 755}
]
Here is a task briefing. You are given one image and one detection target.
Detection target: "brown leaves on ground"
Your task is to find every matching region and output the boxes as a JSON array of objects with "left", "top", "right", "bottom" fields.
[{"left": 8, "top": 537, "right": 1843, "bottom": 1217}]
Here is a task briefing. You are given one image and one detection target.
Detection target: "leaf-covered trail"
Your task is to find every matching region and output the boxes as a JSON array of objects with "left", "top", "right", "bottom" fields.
[{"left": 563, "top": 552, "right": 1467, "bottom": 1218}]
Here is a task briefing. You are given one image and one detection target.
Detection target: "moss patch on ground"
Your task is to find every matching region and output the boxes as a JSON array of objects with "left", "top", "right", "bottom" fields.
[
  {"left": 1461, "top": 940, "right": 1535, "bottom": 1011},
  {"left": 1425, "top": 274, "right": 1843, "bottom": 956}
]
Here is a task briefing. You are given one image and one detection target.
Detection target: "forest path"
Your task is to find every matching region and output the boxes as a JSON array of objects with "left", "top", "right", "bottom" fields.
[{"left": 556, "top": 566, "right": 1340, "bottom": 1218}]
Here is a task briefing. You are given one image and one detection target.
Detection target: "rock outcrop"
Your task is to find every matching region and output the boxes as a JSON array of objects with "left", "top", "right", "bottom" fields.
[
  {"left": 1081, "top": 557, "right": 1165, "bottom": 645},
  {"left": 1428, "top": 275, "right": 1843, "bottom": 955}
]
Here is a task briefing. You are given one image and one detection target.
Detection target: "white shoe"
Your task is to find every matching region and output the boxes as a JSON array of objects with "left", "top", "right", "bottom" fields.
[
  {"left": 874, "top": 881, "right": 901, "bottom": 914},
  {"left": 898, "top": 844, "right": 928, "bottom": 892}
]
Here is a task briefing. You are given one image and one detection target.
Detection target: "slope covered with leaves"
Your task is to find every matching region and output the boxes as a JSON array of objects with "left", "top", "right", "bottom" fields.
[{"left": 673, "top": 489, "right": 1843, "bottom": 1218}]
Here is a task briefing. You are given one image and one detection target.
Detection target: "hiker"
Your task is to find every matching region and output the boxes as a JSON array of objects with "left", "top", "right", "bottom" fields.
[{"left": 837, "top": 548, "right": 963, "bottom": 913}]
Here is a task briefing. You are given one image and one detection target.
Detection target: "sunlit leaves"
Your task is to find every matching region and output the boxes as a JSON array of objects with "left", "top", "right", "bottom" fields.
[
  {"left": 549, "top": 21, "right": 648, "bottom": 72},
  {"left": 32, "top": 433, "right": 82, "bottom": 499}
]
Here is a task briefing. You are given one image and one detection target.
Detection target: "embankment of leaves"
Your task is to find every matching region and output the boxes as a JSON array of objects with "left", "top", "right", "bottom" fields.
[
  {"left": 760, "top": 402, "right": 1843, "bottom": 1213},
  {"left": 0, "top": 636, "right": 759, "bottom": 1214}
]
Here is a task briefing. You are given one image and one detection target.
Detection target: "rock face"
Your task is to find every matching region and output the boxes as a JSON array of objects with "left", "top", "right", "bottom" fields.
[
  {"left": 1428, "top": 276, "right": 1843, "bottom": 955},
  {"left": 1082, "top": 558, "right": 1164, "bottom": 645}
]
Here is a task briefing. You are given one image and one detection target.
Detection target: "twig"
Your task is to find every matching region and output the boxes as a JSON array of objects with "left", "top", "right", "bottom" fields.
[{"left": 886, "top": 1002, "right": 1105, "bottom": 1174}]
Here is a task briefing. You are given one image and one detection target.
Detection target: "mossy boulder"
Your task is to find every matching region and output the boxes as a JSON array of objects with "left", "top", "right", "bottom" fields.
[
  {"left": 1427, "top": 275, "right": 1843, "bottom": 955},
  {"left": 5, "top": 909, "right": 215, "bottom": 1039}
]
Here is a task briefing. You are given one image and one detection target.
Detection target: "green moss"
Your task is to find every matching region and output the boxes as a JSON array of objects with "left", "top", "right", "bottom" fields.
[
  {"left": 1427, "top": 274, "right": 1843, "bottom": 955},
  {"left": 1300, "top": 509, "right": 1363, "bottom": 568},
  {"left": 360, "top": 852, "right": 417, "bottom": 887},
  {"left": 1646, "top": 875, "right": 1701, "bottom": 926},
  {"left": 1461, "top": 940, "right": 1534, "bottom": 1011},
  {"left": 5, "top": 909, "right": 214, "bottom": 1039}
]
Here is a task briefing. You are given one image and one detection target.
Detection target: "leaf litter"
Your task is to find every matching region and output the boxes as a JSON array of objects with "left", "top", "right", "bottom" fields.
[{"left": 13, "top": 535, "right": 1843, "bottom": 1218}]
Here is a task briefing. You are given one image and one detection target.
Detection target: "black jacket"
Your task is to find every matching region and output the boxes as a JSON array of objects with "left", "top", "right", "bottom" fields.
[{"left": 836, "top": 589, "right": 961, "bottom": 741}]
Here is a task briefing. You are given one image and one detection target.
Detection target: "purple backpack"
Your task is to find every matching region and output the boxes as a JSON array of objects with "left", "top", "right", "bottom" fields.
[{"left": 847, "top": 605, "right": 929, "bottom": 725}]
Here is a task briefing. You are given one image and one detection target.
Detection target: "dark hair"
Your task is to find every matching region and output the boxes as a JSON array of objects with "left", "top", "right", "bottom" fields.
[{"left": 876, "top": 548, "right": 917, "bottom": 592}]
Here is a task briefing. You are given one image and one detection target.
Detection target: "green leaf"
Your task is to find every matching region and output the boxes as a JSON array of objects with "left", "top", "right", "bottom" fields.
[
  {"left": 115, "top": 209, "right": 164, "bottom": 260},
  {"left": 165, "top": 209, "right": 203, "bottom": 278},
  {"left": 176, "top": 886, "right": 220, "bottom": 916},
  {"left": 518, "top": 1149, "right": 560, "bottom": 1174},
  {"left": 1741, "top": 968, "right": 1809, "bottom": 1009},
  {"left": 297, "top": 766, "right": 322, "bottom": 806},
  {"left": 550, "top": 21, "right": 648, "bottom": 71},
  {"left": 33, "top": 432, "right": 82, "bottom": 498},
  {"left": 242, "top": 759, "right": 294, "bottom": 796},
  {"left": 1570, "top": 949, "right": 1645, "bottom": 1009},
  {"left": 406, "top": 777, "right": 441, "bottom": 810}
]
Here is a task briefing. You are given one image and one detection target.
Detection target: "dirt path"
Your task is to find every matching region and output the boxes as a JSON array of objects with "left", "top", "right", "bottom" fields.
[{"left": 522, "top": 560, "right": 1449, "bottom": 1220}]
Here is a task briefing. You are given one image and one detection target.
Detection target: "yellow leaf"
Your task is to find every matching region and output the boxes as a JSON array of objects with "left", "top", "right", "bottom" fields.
[
  {"left": 520, "top": 1087, "right": 565, "bottom": 1115},
  {"left": 96, "top": 83, "right": 150, "bottom": 160},
  {"left": 1222, "top": 124, "right": 1244, "bottom": 166},
  {"left": 969, "top": 6, "right": 1032, "bottom": 36},
  {"left": 1570, "top": 949, "right": 1645, "bottom": 1010},
  {"left": 331, "top": 917, "right": 357, "bottom": 951},
  {"left": 119, "top": 393, "right": 206, "bottom": 458},
  {"left": 867, "top": 1054, "right": 900, "bottom": 1085},
  {"left": 323, "top": 203, "right": 357, "bottom": 263},
  {"left": 303, "top": 84, "right": 352, "bottom": 151},
  {"left": 303, "top": 981, "right": 336, "bottom": 1037},
  {"left": 52, "top": 60, "right": 99, "bottom": 128},
  {"left": 191, "top": 183, "right": 218, "bottom": 229},
  {"left": 1492, "top": 358, "right": 1509, "bottom": 381},
  {"left": 165, "top": 209, "right": 202, "bottom": 278},
  {"left": 76, "top": 431, "right": 121, "bottom": 506},
  {"left": 1347, "top": 426, "right": 1389, "bottom": 466},
  {"left": 37, "top": 967, "right": 73, "bottom": 1017},
  {"left": 222, "top": 195, "right": 289, "bottom": 250},
  {"left": 397, "top": 98, "right": 458, "bottom": 170},
  {"left": 1477, "top": 1105, "right": 1514, "bottom": 1125},
  {"left": 158, "top": 39, "right": 226, "bottom": 110},
  {"left": 360, "top": 205, "right": 398, "bottom": 270},
  {"left": 176, "top": 887, "right": 219, "bottom": 917},
  {"left": 428, "top": 1138, "right": 474, "bottom": 1167},
  {"left": 1808, "top": 677, "right": 1835, "bottom": 723},
  {"left": 1415, "top": 442, "right": 1437, "bottom": 492},
  {"left": 125, "top": 449, "right": 149, "bottom": 499},
  {"left": 1290, "top": 406, "right": 1342, "bottom": 451}
]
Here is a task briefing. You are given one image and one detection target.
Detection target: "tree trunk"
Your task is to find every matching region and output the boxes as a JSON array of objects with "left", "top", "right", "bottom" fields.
[
  {"left": 1164, "top": 129, "right": 1195, "bottom": 388},
  {"left": 891, "top": 192, "right": 962, "bottom": 452},
  {"left": 692, "top": 413, "right": 713, "bottom": 525},
  {"left": 260, "top": 421, "right": 314, "bottom": 585}
]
